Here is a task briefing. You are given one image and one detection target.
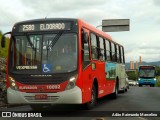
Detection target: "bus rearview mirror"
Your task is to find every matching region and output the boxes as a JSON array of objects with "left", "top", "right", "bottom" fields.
[{"left": 1, "top": 32, "right": 11, "bottom": 48}]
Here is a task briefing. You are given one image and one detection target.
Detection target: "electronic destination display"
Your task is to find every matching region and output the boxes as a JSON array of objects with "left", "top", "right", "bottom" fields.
[{"left": 19, "top": 22, "right": 72, "bottom": 32}]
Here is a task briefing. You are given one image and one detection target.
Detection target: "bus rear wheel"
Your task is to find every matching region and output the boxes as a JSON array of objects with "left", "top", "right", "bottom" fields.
[
  {"left": 111, "top": 82, "right": 118, "bottom": 99},
  {"left": 85, "top": 85, "right": 97, "bottom": 109}
]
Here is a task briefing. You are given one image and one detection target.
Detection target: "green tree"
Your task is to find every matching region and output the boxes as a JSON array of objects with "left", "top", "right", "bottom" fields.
[
  {"left": 155, "top": 66, "right": 160, "bottom": 76},
  {"left": 0, "top": 31, "right": 2, "bottom": 36},
  {"left": 155, "top": 66, "right": 160, "bottom": 87},
  {"left": 126, "top": 70, "right": 138, "bottom": 81},
  {"left": 0, "top": 31, "right": 10, "bottom": 58}
]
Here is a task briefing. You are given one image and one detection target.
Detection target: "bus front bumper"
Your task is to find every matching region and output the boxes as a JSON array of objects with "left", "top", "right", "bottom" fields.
[
  {"left": 138, "top": 80, "right": 156, "bottom": 85},
  {"left": 7, "top": 86, "right": 82, "bottom": 104}
]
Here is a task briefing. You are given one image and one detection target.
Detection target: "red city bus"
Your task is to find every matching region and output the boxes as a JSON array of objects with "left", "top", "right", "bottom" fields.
[{"left": 1, "top": 18, "right": 126, "bottom": 110}]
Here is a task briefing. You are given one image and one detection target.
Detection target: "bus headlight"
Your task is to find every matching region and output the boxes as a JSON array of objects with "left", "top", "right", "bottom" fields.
[
  {"left": 65, "top": 75, "right": 78, "bottom": 90},
  {"left": 138, "top": 78, "right": 140, "bottom": 81},
  {"left": 154, "top": 78, "right": 156, "bottom": 81},
  {"left": 9, "top": 76, "right": 18, "bottom": 90}
]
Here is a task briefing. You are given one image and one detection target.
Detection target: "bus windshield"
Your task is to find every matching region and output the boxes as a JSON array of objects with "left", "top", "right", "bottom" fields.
[
  {"left": 10, "top": 33, "right": 77, "bottom": 74},
  {"left": 139, "top": 68, "right": 155, "bottom": 78}
]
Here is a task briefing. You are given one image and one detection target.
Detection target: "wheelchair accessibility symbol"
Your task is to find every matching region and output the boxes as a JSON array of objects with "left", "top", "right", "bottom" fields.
[{"left": 42, "top": 64, "right": 52, "bottom": 73}]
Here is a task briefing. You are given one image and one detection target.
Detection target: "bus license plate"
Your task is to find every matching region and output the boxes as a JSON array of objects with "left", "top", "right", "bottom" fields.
[{"left": 35, "top": 94, "right": 48, "bottom": 100}]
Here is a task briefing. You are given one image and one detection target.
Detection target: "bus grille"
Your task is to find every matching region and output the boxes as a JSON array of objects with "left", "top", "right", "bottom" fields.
[
  {"left": 24, "top": 96, "right": 59, "bottom": 102},
  {"left": 12, "top": 72, "right": 77, "bottom": 85},
  {"left": 14, "top": 76, "right": 69, "bottom": 85}
]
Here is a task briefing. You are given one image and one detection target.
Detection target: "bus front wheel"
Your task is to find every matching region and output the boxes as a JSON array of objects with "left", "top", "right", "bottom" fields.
[{"left": 85, "top": 85, "right": 97, "bottom": 109}]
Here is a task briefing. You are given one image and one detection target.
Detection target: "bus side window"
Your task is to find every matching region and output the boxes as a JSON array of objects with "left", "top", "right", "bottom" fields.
[
  {"left": 116, "top": 44, "right": 120, "bottom": 63},
  {"left": 123, "top": 47, "right": 125, "bottom": 63},
  {"left": 119, "top": 46, "right": 122, "bottom": 63},
  {"left": 82, "top": 29, "right": 90, "bottom": 68},
  {"left": 99, "top": 37, "right": 105, "bottom": 61},
  {"left": 111, "top": 42, "right": 116, "bottom": 62},
  {"left": 105, "top": 40, "right": 111, "bottom": 61},
  {"left": 90, "top": 33, "right": 98, "bottom": 60},
  {"left": 120, "top": 46, "right": 125, "bottom": 63}
]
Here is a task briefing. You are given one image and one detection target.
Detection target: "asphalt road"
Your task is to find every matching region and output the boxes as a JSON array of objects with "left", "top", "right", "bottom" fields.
[{"left": 0, "top": 86, "right": 160, "bottom": 120}]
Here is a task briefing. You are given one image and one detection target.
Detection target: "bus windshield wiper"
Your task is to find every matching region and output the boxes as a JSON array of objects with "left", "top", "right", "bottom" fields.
[
  {"left": 26, "top": 34, "right": 35, "bottom": 50},
  {"left": 46, "top": 31, "right": 63, "bottom": 60},
  {"left": 47, "top": 31, "right": 63, "bottom": 50}
]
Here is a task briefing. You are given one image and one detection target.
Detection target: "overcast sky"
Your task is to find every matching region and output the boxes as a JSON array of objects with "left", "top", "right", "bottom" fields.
[{"left": 0, "top": 0, "right": 160, "bottom": 62}]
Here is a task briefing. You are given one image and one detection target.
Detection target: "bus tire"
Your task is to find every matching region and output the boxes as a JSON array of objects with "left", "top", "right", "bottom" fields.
[
  {"left": 139, "top": 85, "right": 142, "bottom": 87},
  {"left": 121, "top": 88, "right": 125, "bottom": 93},
  {"left": 111, "top": 82, "right": 118, "bottom": 99},
  {"left": 125, "top": 88, "right": 128, "bottom": 92},
  {"left": 85, "top": 84, "right": 97, "bottom": 109},
  {"left": 150, "top": 85, "right": 154, "bottom": 87}
]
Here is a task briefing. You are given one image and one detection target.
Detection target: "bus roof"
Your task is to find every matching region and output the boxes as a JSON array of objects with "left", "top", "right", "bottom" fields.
[
  {"left": 14, "top": 18, "right": 78, "bottom": 24},
  {"left": 13, "top": 18, "right": 122, "bottom": 46}
]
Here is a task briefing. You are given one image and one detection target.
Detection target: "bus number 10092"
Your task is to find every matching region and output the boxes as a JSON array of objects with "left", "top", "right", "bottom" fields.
[{"left": 46, "top": 85, "right": 61, "bottom": 90}]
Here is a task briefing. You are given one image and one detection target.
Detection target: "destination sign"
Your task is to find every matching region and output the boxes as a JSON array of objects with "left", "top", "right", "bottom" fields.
[{"left": 19, "top": 22, "right": 71, "bottom": 32}]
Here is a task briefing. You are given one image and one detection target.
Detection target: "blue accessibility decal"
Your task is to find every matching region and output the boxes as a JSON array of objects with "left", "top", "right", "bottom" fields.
[{"left": 42, "top": 64, "right": 52, "bottom": 73}]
